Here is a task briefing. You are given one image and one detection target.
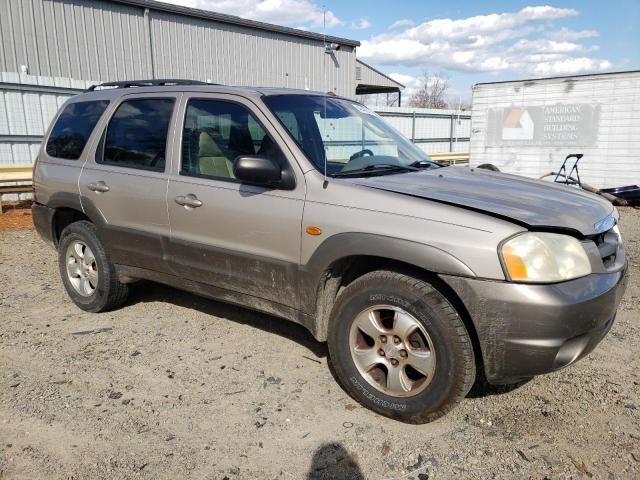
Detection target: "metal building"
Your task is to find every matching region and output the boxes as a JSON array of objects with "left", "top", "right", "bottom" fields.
[
  {"left": 0, "top": 0, "right": 402, "bottom": 98},
  {"left": 355, "top": 59, "right": 404, "bottom": 103}
]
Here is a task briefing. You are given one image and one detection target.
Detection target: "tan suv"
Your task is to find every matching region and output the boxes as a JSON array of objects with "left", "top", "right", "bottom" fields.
[{"left": 33, "top": 80, "right": 628, "bottom": 422}]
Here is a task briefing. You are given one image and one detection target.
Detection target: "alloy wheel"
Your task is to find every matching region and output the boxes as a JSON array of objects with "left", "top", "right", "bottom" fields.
[
  {"left": 349, "top": 305, "right": 436, "bottom": 398},
  {"left": 66, "top": 240, "right": 98, "bottom": 296}
]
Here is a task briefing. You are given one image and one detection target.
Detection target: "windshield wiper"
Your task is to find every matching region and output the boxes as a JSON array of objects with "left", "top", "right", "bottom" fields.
[
  {"left": 409, "top": 160, "right": 443, "bottom": 169},
  {"left": 333, "top": 163, "right": 418, "bottom": 177}
]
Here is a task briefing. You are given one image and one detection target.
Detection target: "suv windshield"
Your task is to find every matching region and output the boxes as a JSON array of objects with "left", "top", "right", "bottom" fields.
[{"left": 263, "top": 95, "right": 440, "bottom": 177}]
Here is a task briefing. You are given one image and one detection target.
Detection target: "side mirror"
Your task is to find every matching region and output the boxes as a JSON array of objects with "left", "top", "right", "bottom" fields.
[{"left": 233, "top": 155, "right": 282, "bottom": 187}]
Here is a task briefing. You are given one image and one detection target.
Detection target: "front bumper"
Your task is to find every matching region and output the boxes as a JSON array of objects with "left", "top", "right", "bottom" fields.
[{"left": 442, "top": 267, "right": 628, "bottom": 384}]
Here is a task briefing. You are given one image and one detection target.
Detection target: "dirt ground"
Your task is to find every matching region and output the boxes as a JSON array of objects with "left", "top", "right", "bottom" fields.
[
  {"left": 0, "top": 207, "right": 639, "bottom": 480},
  {"left": 0, "top": 207, "right": 33, "bottom": 231}
]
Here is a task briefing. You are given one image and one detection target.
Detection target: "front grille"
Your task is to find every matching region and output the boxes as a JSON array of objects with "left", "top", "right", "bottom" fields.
[{"left": 592, "top": 228, "right": 619, "bottom": 268}]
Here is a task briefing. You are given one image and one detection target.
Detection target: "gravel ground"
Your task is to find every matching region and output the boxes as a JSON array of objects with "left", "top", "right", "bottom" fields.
[{"left": 0, "top": 208, "right": 639, "bottom": 479}]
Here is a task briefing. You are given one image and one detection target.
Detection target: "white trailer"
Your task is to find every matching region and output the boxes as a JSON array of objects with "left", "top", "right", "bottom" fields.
[{"left": 469, "top": 70, "right": 640, "bottom": 189}]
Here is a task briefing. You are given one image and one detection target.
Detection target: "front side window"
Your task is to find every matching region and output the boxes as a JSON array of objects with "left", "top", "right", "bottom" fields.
[
  {"left": 181, "top": 99, "right": 281, "bottom": 180},
  {"left": 100, "top": 98, "right": 175, "bottom": 172},
  {"left": 263, "top": 95, "right": 440, "bottom": 177},
  {"left": 46, "top": 100, "right": 109, "bottom": 159}
]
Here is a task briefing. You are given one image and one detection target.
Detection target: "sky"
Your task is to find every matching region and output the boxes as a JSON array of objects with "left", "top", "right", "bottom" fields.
[{"left": 158, "top": 0, "right": 640, "bottom": 102}]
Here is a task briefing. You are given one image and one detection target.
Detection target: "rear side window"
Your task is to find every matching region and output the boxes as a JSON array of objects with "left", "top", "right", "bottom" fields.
[
  {"left": 100, "top": 98, "right": 175, "bottom": 172},
  {"left": 46, "top": 100, "right": 109, "bottom": 159}
]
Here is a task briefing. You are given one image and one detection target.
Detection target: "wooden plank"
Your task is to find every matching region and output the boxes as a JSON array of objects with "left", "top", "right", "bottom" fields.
[
  {"left": 0, "top": 165, "right": 34, "bottom": 172},
  {"left": 0, "top": 173, "right": 33, "bottom": 182},
  {"left": 0, "top": 185, "right": 32, "bottom": 194},
  {"left": 429, "top": 152, "right": 470, "bottom": 166},
  {"left": 0, "top": 165, "right": 33, "bottom": 182}
]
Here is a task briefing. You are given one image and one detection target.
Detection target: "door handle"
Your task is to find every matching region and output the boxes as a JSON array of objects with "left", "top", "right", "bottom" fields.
[
  {"left": 87, "top": 181, "right": 110, "bottom": 193},
  {"left": 175, "top": 194, "right": 203, "bottom": 208}
]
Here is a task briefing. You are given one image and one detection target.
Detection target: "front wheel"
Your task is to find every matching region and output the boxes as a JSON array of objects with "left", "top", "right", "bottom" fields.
[{"left": 328, "top": 270, "right": 475, "bottom": 423}]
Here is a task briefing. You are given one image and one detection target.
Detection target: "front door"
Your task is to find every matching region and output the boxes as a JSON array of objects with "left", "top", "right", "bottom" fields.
[
  {"left": 79, "top": 93, "right": 179, "bottom": 272},
  {"left": 166, "top": 94, "right": 306, "bottom": 308}
]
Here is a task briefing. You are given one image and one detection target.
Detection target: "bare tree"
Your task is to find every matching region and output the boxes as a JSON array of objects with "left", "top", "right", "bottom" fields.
[
  {"left": 448, "top": 95, "right": 472, "bottom": 112},
  {"left": 408, "top": 72, "right": 450, "bottom": 109}
]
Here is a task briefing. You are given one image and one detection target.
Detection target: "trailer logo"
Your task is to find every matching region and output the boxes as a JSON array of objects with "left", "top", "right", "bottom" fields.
[
  {"left": 487, "top": 103, "right": 600, "bottom": 147},
  {"left": 502, "top": 109, "right": 534, "bottom": 140}
]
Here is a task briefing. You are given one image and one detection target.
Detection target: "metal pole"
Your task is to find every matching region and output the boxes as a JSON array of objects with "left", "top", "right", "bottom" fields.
[
  {"left": 144, "top": 8, "right": 155, "bottom": 79},
  {"left": 411, "top": 111, "right": 416, "bottom": 143},
  {"left": 449, "top": 114, "right": 454, "bottom": 152}
]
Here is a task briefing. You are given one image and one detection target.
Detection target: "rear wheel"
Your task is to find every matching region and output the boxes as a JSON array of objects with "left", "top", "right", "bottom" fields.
[
  {"left": 58, "top": 221, "right": 128, "bottom": 312},
  {"left": 328, "top": 270, "right": 475, "bottom": 423}
]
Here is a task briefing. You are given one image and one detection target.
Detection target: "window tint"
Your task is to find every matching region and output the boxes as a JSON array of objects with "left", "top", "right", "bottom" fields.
[
  {"left": 181, "top": 99, "right": 280, "bottom": 180},
  {"left": 101, "top": 98, "right": 175, "bottom": 171},
  {"left": 274, "top": 111, "right": 301, "bottom": 142},
  {"left": 46, "top": 100, "right": 109, "bottom": 159}
]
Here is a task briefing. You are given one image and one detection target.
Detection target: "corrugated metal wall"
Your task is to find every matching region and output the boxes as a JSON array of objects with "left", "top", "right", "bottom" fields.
[
  {"left": 375, "top": 106, "right": 471, "bottom": 154},
  {"left": 0, "top": 0, "right": 151, "bottom": 81},
  {"left": 0, "top": 0, "right": 356, "bottom": 98},
  {"left": 0, "top": 75, "right": 81, "bottom": 166},
  {"left": 470, "top": 71, "right": 640, "bottom": 189},
  {"left": 149, "top": 10, "right": 355, "bottom": 97}
]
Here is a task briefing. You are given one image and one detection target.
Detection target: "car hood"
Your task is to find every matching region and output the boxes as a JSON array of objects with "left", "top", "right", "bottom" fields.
[{"left": 350, "top": 167, "right": 614, "bottom": 236}]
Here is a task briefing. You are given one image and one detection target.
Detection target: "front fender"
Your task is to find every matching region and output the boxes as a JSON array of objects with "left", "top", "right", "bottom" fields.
[
  {"left": 304, "top": 232, "right": 475, "bottom": 279},
  {"left": 296, "top": 232, "right": 476, "bottom": 337}
]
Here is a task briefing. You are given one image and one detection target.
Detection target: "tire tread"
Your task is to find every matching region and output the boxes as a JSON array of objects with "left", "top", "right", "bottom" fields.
[{"left": 329, "top": 270, "right": 475, "bottom": 423}]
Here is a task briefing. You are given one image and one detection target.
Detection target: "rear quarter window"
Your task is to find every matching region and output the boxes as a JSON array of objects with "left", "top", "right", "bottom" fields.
[{"left": 45, "top": 100, "right": 110, "bottom": 160}]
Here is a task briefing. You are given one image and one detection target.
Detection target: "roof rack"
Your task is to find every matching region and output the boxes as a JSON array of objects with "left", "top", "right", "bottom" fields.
[{"left": 87, "top": 79, "right": 212, "bottom": 91}]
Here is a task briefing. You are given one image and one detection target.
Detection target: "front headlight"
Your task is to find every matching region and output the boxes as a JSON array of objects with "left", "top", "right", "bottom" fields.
[{"left": 500, "top": 232, "right": 591, "bottom": 283}]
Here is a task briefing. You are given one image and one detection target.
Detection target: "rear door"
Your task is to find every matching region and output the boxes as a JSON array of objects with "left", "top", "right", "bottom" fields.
[
  {"left": 79, "top": 93, "right": 180, "bottom": 272},
  {"left": 166, "top": 93, "right": 305, "bottom": 308}
]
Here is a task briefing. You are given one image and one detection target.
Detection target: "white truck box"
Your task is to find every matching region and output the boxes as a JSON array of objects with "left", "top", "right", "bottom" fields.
[{"left": 470, "top": 70, "right": 640, "bottom": 189}]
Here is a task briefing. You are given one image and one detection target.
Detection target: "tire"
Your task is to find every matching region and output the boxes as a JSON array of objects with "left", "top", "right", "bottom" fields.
[
  {"left": 57, "top": 220, "right": 129, "bottom": 312},
  {"left": 327, "top": 270, "right": 475, "bottom": 423}
]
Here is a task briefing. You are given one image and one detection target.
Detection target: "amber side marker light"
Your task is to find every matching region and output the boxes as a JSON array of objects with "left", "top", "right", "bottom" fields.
[
  {"left": 502, "top": 244, "right": 528, "bottom": 281},
  {"left": 306, "top": 226, "right": 322, "bottom": 236}
]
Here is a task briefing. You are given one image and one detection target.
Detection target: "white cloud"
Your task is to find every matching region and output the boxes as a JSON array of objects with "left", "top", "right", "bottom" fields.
[
  {"left": 360, "top": 39, "right": 437, "bottom": 65},
  {"left": 388, "top": 73, "right": 420, "bottom": 98},
  {"left": 530, "top": 57, "right": 613, "bottom": 76},
  {"left": 510, "top": 39, "right": 583, "bottom": 54},
  {"left": 158, "top": 0, "right": 342, "bottom": 28},
  {"left": 546, "top": 27, "right": 600, "bottom": 41},
  {"left": 389, "top": 19, "right": 415, "bottom": 30},
  {"left": 360, "top": 5, "right": 611, "bottom": 77},
  {"left": 351, "top": 18, "right": 372, "bottom": 30},
  {"left": 388, "top": 72, "right": 420, "bottom": 91},
  {"left": 387, "top": 73, "right": 417, "bottom": 86},
  {"left": 400, "top": 6, "right": 575, "bottom": 43}
]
